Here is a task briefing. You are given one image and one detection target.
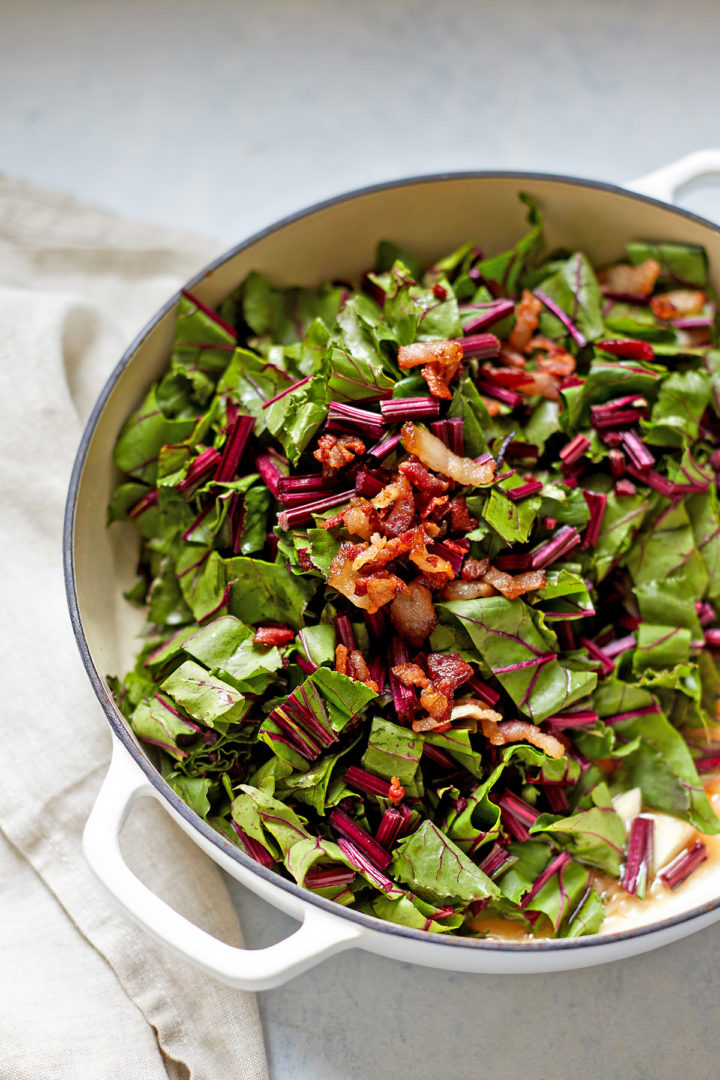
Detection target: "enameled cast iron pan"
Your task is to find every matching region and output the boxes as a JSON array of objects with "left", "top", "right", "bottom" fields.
[{"left": 65, "top": 151, "right": 720, "bottom": 989}]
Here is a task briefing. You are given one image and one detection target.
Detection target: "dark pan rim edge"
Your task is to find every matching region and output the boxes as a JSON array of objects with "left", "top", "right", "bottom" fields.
[{"left": 63, "top": 167, "right": 720, "bottom": 956}]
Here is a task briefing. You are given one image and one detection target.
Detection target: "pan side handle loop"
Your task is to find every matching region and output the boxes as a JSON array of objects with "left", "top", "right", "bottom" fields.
[
  {"left": 83, "top": 740, "right": 366, "bottom": 989},
  {"left": 625, "top": 149, "right": 720, "bottom": 204}
]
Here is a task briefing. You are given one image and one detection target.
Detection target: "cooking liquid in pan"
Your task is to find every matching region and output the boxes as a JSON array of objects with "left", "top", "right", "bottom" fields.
[{"left": 469, "top": 775, "right": 720, "bottom": 941}]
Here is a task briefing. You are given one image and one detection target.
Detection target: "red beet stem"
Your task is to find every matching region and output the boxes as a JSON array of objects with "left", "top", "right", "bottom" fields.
[
  {"left": 277, "top": 489, "right": 353, "bottom": 530},
  {"left": 660, "top": 841, "right": 708, "bottom": 890}
]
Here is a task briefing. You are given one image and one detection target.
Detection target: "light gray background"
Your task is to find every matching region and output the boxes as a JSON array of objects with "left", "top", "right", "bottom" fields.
[{"left": 4, "top": 1, "right": 720, "bottom": 1077}]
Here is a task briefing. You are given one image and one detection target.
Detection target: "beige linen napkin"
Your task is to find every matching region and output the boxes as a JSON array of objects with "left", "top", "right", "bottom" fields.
[{"left": 0, "top": 176, "right": 269, "bottom": 1080}]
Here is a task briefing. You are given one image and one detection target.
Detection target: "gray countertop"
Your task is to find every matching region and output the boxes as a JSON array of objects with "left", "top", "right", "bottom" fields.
[{"left": 4, "top": 1, "right": 720, "bottom": 1076}]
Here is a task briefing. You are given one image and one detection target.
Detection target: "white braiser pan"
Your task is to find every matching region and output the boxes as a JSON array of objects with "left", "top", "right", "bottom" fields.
[{"left": 65, "top": 151, "right": 720, "bottom": 989}]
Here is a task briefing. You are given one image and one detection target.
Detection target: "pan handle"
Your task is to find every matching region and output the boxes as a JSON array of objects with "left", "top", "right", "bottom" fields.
[
  {"left": 83, "top": 741, "right": 366, "bottom": 989},
  {"left": 625, "top": 149, "right": 720, "bottom": 203}
]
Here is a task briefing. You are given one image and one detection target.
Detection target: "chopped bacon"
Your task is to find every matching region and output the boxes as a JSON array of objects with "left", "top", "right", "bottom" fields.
[
  {"left": 442, "top": 579, "right": 497, "bottom": 600},
  {"left": 449, "top": 496, "right": 479, "bottom": 532},
  {"left": 479, "top": 365, "right": 535, "bottom": 389},
  {"left": 389, "top": 580, "right": 438, "bottom": 647},
  {"left": 401, "top": 422, "right": 496, "bottom": 487},
  {"left": 327, "top": 541, "right": 405, "bottom": 613},
  {"left": 346, "top": 649, "right": 379, "bottom": 692},
  {"left": 461, "top": 556, "right": 490, "bottom": 581},
  {"left": 342, "top": 498, "right": 377, "bottom": 541},
  {"left": 407, "top": 530, "right": 454, "bottom": 585},
  {"left": 482, "top": 565, "right": 546, "bottom": 600},
  {"left": 512, "top": 569, "right": 547, "bottom": 593},
  {"left": 398, "top": 340, "right": 463, "bottom": 400},
  {"left": 417, "top": 363, "right": 449, "bottom": 400},
  {"left": 650, "top": 289, "right": 706, "bottom": 320},
  {"left": 337, "top": 642, "right": 379, "bottom": 691},
  {"left": 391, "top": 662, "right": 429, "bottom": 688},
  {"left": 417, "top": 493, "right": 450, "bottom": 522},
  {"left": 419, "top": 684, "right": 451, "bottom": 721},
  {"left": 490, "top": 719, "right": 565, "bottom": 759},
  {"left": 450, "top": 700, "right": 502, "bottom": 726},
  {"left": 313, "top": 433, "right": 366, "bottom": 471},
  {"left": 515, "top": 369, "right": 561, "bottom": 400},
  {"left": 393, "top": 652, "right": 473, "bottom": 731},
  {"left": 388, "top": 776, "right": 406, "bottom": 805},
  {"left": 321, "top": 510, "right": 346, "bottom": 530},
  {"left": 678, "top": 325, "right": 712, "bottom": 348},
  {"left": 399, "top": 457, "right": 449, "bottom": 496},
  {"left": 509, "top": 289, "right": 542, "bottom": 352},
  {"left": 398, "top": 339, "right": 464, "bottom": 371},
  {"left": 538, "top": 353, "right": 576, "bottom": 379},
  {"left": 598, "top": 257, "right": 661, "bottom": 297},
  {"left": 528, "top": 335, "right": 576, "bottom": 377},
  {"left": 371, "top": 474, "right": 417, "bottom": 537},
  {"left": 364, "top": 574, "right": 405, "bottom": 608},
  {"left": 412, "top": 715, "right": 452, "bottom": 733},
  {"left": 498, "top": 342, "right": 527, "bottom": 368},
  {"left": 253, "top": 626, "right": 296, "bottom": 646},
  {"left": 426, "top": 652, "right": 473, "bottom": 691}
]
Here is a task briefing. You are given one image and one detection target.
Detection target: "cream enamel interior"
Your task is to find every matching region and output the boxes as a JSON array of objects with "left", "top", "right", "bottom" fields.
[{"left": 70, "top": 173, "right": 720, "bottom": 948}]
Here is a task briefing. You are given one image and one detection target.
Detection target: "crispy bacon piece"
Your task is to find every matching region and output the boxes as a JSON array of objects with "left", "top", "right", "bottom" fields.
[
  {"left": 389, "top": 581, "right": 438, "bottom": 647},
  {"left": 490, "top": 719, "right": 565, "bottom": 759},
  {"left": 327, "top": 540, "right": 405, "bottom": 613},
  {"left": 398, "top": 340, "right": 464, "bottom": 400},
  {"left": 349, "top": 523, "right": 440, "bottom": 576},
  {"left": 407, "top": 532, "right": 454, "bottom": 586},
  {"left": 442, "top": 580, "right": 497, "bottom": 600},
  {"left": 479, "top": 365, "right": 535, "bottom": 389},
  {"left": 678, "top": 326, "right": 712, "bottom": 348},
  {"left": 412, "top": 715, "right": 452, "bottom": 733},
  {"left": 398, "top": 339, "right": 464, "bottom": 372},
  {"left": 364, "top": 574, "right": 406, "bottom": 609},
  {"left": 498, "top": 342, "right": 527, "bottom": 368},
  {"left": 650, "top": 289, "right": 706, "bottom": 320},
  {"left": 419, "top": 684, "right": 451, "bottom": 721},
  {"left": 399, "top": 457, "right": 449, "bottom": 496},
  {"left": 509, "top": 289, "right": 542, "bottom": 351},
  {"left": 461, "top": 556, "right": 490, "bottom": 581},
  {"left": 449, "top": 496, "right": 479, "bottom": 532},
  {"left": 388, "top": 776, "right": 406, "bottom": 805},
  {"left": 450, "top": 701, "right": 502, "bottom": 726},
  {"left": 482, "top": 565, "right": 546, "bottom": 600},
  {"left": 598, "top": 257, "right": 661, "bottom": 297},
  {"left": 391, "top": 662, "right": 429, "bottom": 688},
  {"left": 346, "top": 649, "right": 379, "bottom": 692},
  {"left": 320, "top": 510, "right": 345, "bottom": 530},
  {"left": 313, "top": 433, "right": 366, "bottom": 471},
  {"left": 426, "top": 652, "right": 473, "bottom": 692},
  {"left": 393, "top": 652, "right": 473, "bottom": 731},
  {"left": 417, "top": 493, "right": 450, "bottom": 522},
  {"left": 515, "top": 368, "right": 561, "bottom": 401},
  {"left": 336, "top": 643, "right": 379, "bottom": 691},
  {"left": 342, "top": 498, "right": 377, "bottom": 541},
  {"left": 401, "top": 422, "right": 496, "bottom": 487},
  {"left": 512, "top": 570, "right": 547, "bottom": 593},
  {"left": 253, "top": 626, "right": 296, "bottom": 646},
  {"left": 528, "top": 335, "right": 576, "bottom": 377},
  {"left": 371, "top": 474, "right": 417, "bottom": 538}
]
